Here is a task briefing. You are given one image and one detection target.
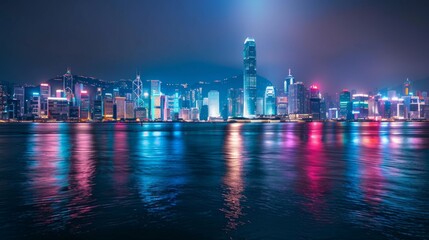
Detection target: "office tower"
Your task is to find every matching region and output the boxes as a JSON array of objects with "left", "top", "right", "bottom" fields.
[
  {"left": 208, "top": 90, "right": 220, "bottom": 118},
  {"left": 56, "top": 89, "right": 65, "bottom": 98},
  {"left": 328, "top": 108, "right": 339, "bottom": 119},
  {"left": 180, "top": 108, "right": 190, "bottom": 121},
  {"left": 339, "top": 90, "right": 351, "bottom": 119},
  {"left": 93, "top": 100, "right": 103, "bottom": 121},
  {"left": 0, "top": 82, "right": 8, "bottom": 119},
  {"left": 125, "top": 100, "right": 135, "bottom": 119},
  {"left": 309, "top": 85, "right": 321, "bottom": 120},
  {"left": 352, "top": 94, "right": 369, "bottom": 119},
  {"left": 227, "top": 88, "right": 243, "bottom": 117},
  {"left": 13, "top": 86, "right": 24, "bottom": 117},
  {"left": 191, "top": 107, "right": 199, "bottom": 121},
  {"left": 7, "top": 99, "right": 20, "bottom": 119},
  {"left": 115, "top": 96, "right": 126, "bottom": 120},
  {"left": 150, "top": 80, "right": 162, "bottom": 120},
  {"left": 39, "top": 83, "right": 50, "bottom": 118},
  {"left": 404, "top": 78, "right": 412, "bottom": 96},
  {"left": 103, "top": 93, "right": 114, "bottom": 119},
  {"left": 30, "top": 92, "right": 41, "bottom": 118},
  {"left": 200, "top": 105, "right": 209, "bottom": 121},
  {"left": 288, "top": 82, "right": 306, "bottom": 114},
  {"left": 276, "top": 96, "right": 287, "bottom": 115},
  {"left": 47, "top": 97, "right": 69, "bottom": 121},
  {"left": 243, "top": 37, "right": 257, "bottom": 118},
  {"left": 63, "top": 67, "right": 74, "bottom": 102},
  {"left": 388, "top": 90, "right": 397, "bottom": 100},
  {"left": 284, "top": 69, "right": 294, "bottom": 96},
  {"left": 135, "top": 108, "right": 147, "bottom": 120},
  {"left": 80, "top": 90, "right": 90, "bottom": 121},
  {"left": 264, "top": 86, "right": 276, "bottom": 115},
  {"left": 133, "top": 73, "right": 144, "bottom": 108}
]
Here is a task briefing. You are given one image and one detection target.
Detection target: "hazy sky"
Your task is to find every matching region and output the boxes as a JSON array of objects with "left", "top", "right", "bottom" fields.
[{"left": 1, "top": 0, "right": 428, "bottom": 92}]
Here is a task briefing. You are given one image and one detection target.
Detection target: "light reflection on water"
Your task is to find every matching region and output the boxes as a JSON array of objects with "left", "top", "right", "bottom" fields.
[{"left": 0, "top": 122, "right": 428, "bottom": 239}]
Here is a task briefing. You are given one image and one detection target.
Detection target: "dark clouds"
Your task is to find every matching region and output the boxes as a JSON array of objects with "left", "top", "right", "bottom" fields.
[{"left": 1, "top": 0, "right": 428, "bottom": 93}]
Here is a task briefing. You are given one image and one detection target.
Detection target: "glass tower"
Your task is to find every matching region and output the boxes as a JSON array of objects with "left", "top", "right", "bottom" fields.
[{"left": 243, "top": 38, "right": 257, "bottom": 118}]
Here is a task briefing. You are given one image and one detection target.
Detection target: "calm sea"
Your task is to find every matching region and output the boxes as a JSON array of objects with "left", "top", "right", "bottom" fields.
[{"left": 0, "top": 122, "right": 428, "bottom": 239}]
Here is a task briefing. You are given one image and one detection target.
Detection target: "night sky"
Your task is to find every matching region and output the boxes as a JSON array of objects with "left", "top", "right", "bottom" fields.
[{"left": 1, "top": 0, "right": 429, "bottom": 93}]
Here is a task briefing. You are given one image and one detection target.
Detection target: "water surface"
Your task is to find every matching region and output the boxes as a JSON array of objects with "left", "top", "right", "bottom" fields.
[{"left": 0, "top": 122, "right": 428, "bottom": 239}]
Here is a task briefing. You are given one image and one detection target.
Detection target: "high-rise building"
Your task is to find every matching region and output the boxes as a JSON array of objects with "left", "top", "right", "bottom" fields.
[
  {"left": 30, "top": 92, "right": 41, "bottom": 118},
  {"left": 103, "top": 93, "right": 114, "bottom": 119},
  {"left": 288, "top": 82, "right": 306, "bottom": 114},
  {"left": 404, "top": 78, "right": 412, "bottom": 96},
  {"left": 133, "top": 73, "right": 144, "bottom": 108},
  {"left": 208, "top": 90, "right": 220, "bottom": 118},
  {"left": 243, "top": 37, "right": 257, "bottom": 118},
  {"left": 339, "top": 90, "right": 351, "bottom": 119},
  {"left": 80, "top": 90, "right": 90, "bottom": 121},
  {"left": 309, "top": 85, "right": 321, "bottom": 120},
  {"left": 13, "top": 86, "right": 24, "bottom": 117},
  {"left": 284, "top": 69, "right": 294, "bottom": 96},
  {"left": 150, "top": 80, "right": 162, "bottom": 120},
  {"left": 352, "top": 94, "right": 369, "bottom": 119},
  {"left": 125, "top": 100, "right": 135, "bottom": 119},
  {"left": 115, "top": 96, "right": 126, "bottom": 120},
  {"left": 227, "top": 88, "right": 243, "bottom": 117},
  {"left": 48, "top": 97, "right": 69, "bottom": 121},
  {"left": 256, "top": 97, "right": 264, "bottom": 115},
  {"left": 264, "top": 86, "right": 276, "bottom": 115},
  {"left": 276, "top": 96, "right": 287, "bottom": 115},
  {"left": 0, "top": 82, "right": 9, "bottom": 120},
  {"left": 39, "top": 83, "right": 50, "bottom": 118},
  {"left": 63, "top": 68, "right": 74, "bottom": 102}
]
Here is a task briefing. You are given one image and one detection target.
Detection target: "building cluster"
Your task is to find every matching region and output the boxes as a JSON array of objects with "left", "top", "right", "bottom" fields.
[{"left": 1, "top": 39, "right": 428, "bottom": 122}]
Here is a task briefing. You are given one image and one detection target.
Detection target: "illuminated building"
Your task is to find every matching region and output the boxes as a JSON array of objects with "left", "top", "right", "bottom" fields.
[
  {"left": 208, "top": 90, "right": 220, "bottom": 118},
  {"left": 13, "top": 86, "right": 25, "bottom": 117},
  {"left": 103, "top": 93, "right": 114, "bottom": 119},
  {"left": 309, "top": 85, "right": 321, "bottom": 120},
  {"left": 284, "top": 68, "right": 294, "bottom": 96},
  {"left": 339, "top": 90, "right": 351, "bottom": 119},
  {"left": 352, "top": 94, "right": 369, "bottom": 119},
  {"left": 191, "top": 107, "right": 199, "bottom": 121},
  {"left": 150, "top": 80, "right": 162, "bottom": 120},
  {"left": 328, "top": 108, "right": 338, "bottom": 119},
  {"left": 227, "top": 88, "right": 243, "bottom": 117},
  {"left": 7, "top": 99, "right": 20, "bottom": 119},
  {"left": 47, "top": 97, "right": 69, "bottom": 121},
  {"left": 276, "top": 96, "right": 287, "bottom": 115},
  {"left": 39, "top": 83, "right": 50, "bottom": 118},
  {"left": 135, "top": 107, "right": 147, "bottom": 120},
  {"left": 180, "top": 108, "right": 190, "bottom": 121},
  {"left": 30, "top": 92, "right": 41, "bottom": 118},
  {"left": 403, "top": 78, "right": 411, "bottom": 96},
  {"left": 80, "top": 90, "right": 90, "bottom": 121},
  {"left": 264, "top": 86, "right": 276, "bottom": 115},
  {"left": 56, "top": 89, "right": 65, "bottom": 98},
  {"left": 0, "top": 82, "right": 9, "bottom": 119},
  {"left": 255, "top": 97, "right": 264, "bottom": 115},
  {"left": 288, "top": 82, "right": 306, "bottom": 114},
  {"left": 115, "top": 96, "right": 126, "bottom": 120},
  {"left": 243, "top": 37, "right": 257, "bottom": 118},
  {"left": 63, "top": 67, "right": 74, "bottom": 102},
  {"left": 200, "top": 105, "right": 208, "bottom": 121},
  {"left": 125, "top": 100, "right": 135, "bottom": 119},
  {"left": 133, "top": 73, "right": 144, "bottom": 108}
]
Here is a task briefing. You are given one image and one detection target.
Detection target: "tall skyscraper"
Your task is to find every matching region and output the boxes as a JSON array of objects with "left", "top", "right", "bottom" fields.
[
  {"left": 288, "top": 82, "right": 306, "bottom": 114},
  {"left": 309, "top": 85, "right": 321, "bottom": 120},
  {"left": 404, "top": 78, "right": 412, "bottom": 96},
  {"left": 150, "top": 80, "right": 162, "bottom": 120},
  {"left": 39, "top": 83, "right": 50, "bottom": 118},
  {"left": 208, "top": 90, "right": 220, "bottom": 118},
  {"left": 264, "top": 86, "right": 276, "bottom": 115},
  {"left": 243, "top": 37, "right": 257, "bottom": 118},
  {"left": 13, "top": 86, "right": 24, "bottom": 117},
  {"left": 0, "top": 82, "right": 8, "bottom": 120},
  {"left": 284, "top": 69, "right": 294, "bottom": 96},
  {"left": 133, "top": 73, "right": 144, "bottom": 108},
  {"left": 63, "top": 67, "right": 74, "bottom": 102},
  {"left": 80, "top": 90, "right": 90, "bottom": 121},
  {"left": 339, "top": 90, "right": 351, "bottom": 119}
]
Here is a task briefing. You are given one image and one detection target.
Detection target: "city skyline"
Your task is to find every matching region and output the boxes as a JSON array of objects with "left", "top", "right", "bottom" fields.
[{"left": 1, "top": 0, "right": 429, "bottom": 92}]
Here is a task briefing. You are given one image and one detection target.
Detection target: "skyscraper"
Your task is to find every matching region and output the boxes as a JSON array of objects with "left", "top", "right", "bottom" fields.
[
  {"left": 288, "top": 82, "right": 306, "bottom": 114},
  {"left": 339, "top": 90, "right": 351, "bottom": 119},
  {"left": 133, "top": 73, "right": 144, "bottom": 108},
  {"left": 404, "top": 78, "right": 412, "bottom": 96},
  {"left": 63, "top": 67, "right": 74, "bottom": 102},
  {"left": 309, "top": 85, "right": 321, "bottom": 120},
  {"left": 284, "top": 69, "right": 294, "bottom": 96},
  {"left": 243, "top": 38, "right": 257, "bottom": 118},
  {"left": 264, "top": 86, "right": 276, "bottom": 115},
  {"left": 208, "top": 90, "right": 220, "bottom": 118},
  {"left": 150, "top": 80, "right": 162, "bottom": 120}
]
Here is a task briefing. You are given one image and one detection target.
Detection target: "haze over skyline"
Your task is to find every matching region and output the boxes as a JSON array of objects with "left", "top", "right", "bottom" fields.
[{"left": 1, "top": 0, "right": 429, "bottom": 93}]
